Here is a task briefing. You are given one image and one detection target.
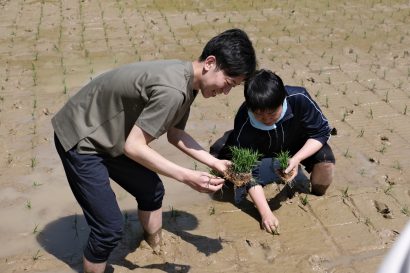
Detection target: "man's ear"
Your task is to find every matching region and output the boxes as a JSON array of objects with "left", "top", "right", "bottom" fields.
[{"left": 203, "top": 55, "right": 216, "bottom": 72}]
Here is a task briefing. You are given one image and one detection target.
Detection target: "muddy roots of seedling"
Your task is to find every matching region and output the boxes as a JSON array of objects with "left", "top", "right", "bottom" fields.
[
  {"left": 275, "top": 168, "right": 295, "bottom": 183},
  {"left": 224, "top": 165, "right": 252, "bottom": 188}
]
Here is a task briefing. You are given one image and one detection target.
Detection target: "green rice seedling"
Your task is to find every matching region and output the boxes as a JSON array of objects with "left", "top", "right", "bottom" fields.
[
  {"left": 63, "top": 81, "right": 67, "bottom": 94},
  {"left": 32, "top": 249, "right": 42, "bottom": 261},
  {"left": 401, "top": 206, "right": 409, "bottom": 216},
  {"left": 343, "top": 148, "right": 352, "bottom": 158},
  {"left": 368, "top": 108, "right": 374, "bottom": 119},
  {"left": 383, "top": 91, "right": 389, "bottom": 103},
  {"left": 377, "top": 145, "right": 387, "bottom": 154},
  {"left": 211, "top": 125, "right": 217, "bottom": 135},
  {"left": 357, "top": 128, "right": 364, "bottom": 137},
  {"left": 341, "top": 110, "right": 348, "bottom": 122},
  {"left": 276, "top": 150, "right": 291, "bottom": 170},
  {"left": 364, "top": 217, "right": 371, "bottom": 227},
  {"left": 367, "top": 45, "right": 373, "bottom": 53},
  {"left": 403, "top": 105, "right": 407, "bottom": 115},
  {"left": 31, "top": 62, "right": 37, "bottom": 86},
  {"left": 32, "top": 181, "right": 42, "bottom": 187},
  {"left": 31, "top": 157, "right": 37, "bottom": 169},
  {"left": 392, "top": 160, "right": 402, "bottom": 171},
  {"left": 320, "top": 51, "right": 326, "bottom": 58},
  {"left": 33, "top": 224, "right": 39, "bottom": 234},
  {"left": 275, "top": 150, "right": 294, "bottom": 182},
  {"left": 300, "top": 195, "right": 309, "bottom": 206},
  {"left": 208, "top": 206, "right": 215, "bottom": 215},
  {"left": 225, "top": 146, "right": 261, "bottom": 188},
  {"left": 342, "top": 186, "right": 349, "bottom": 198},
  {"left": 384, "top": 185, "right": 393, "bottom": 195},
  {"left": 169, "top": 206, "right": 180, "bottom": 219},
  {"left": 7, "top": 153, "right": 13, "bottom": 165},
  {"left": 229, "top": 146, "right": 260, "bottom": 174},
  {"left": 359, "top": 169, "right": 365, "bottom": 176},
  {"left": 26, "top": 200, "right": 32, "bottom": 209}
]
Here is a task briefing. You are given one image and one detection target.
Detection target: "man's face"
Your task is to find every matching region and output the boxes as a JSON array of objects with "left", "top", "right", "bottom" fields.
[
  {"left": 253, "top": 106, "right": 283, "bottom": 126},
  {"left": 199, "top": 57, "right": 245, "bottom": 98}
]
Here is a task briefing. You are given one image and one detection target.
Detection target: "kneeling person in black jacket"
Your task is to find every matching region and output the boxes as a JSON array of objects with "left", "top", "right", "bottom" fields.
[{"left": 211, "top": 69, "right": 335, "bottom": 234}]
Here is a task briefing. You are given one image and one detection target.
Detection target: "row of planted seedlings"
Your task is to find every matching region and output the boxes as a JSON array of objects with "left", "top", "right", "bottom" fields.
[
  {"left": 114, "top": 0, "right": 139, "bottom": 60},
  {"left": 2, "top": 0, "right": 25, "bottom": 170},
  {"left": 23, "top": 0, "right": 47, "bottom": 261}
]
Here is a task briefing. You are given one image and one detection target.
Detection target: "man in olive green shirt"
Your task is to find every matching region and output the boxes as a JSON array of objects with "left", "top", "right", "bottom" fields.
[{"left": 53, "top": 28, "right": 256, "bottom": 273}]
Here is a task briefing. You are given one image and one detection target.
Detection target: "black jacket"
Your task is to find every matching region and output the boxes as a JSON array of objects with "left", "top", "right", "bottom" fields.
[{"left": 216, "top": 86, "right": 332, "bottom": 159}]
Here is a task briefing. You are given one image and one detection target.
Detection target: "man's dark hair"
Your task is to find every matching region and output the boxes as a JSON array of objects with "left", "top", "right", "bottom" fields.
[
  {"left": 199, "top": 28, "right": 256, "bottom": 79},
  {"left": 244, "top": 69, "right": 286, "bottom": 112}
]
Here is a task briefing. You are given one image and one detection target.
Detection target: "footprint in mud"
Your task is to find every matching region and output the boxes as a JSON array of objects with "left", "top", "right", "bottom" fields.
[
  {"left": 373, "top": 200, "right": 393, "bottom": 219},
  {"left": 309, "top": 255, "right": 330, "bottom": 272},
  {"left": 378, "top": 229, "right": 400, "bottom": 245},
  {"left": 244, "top": 238, "right": 280, "bottom": 263},
  {"left": 127, "top": 230, "right": 183, "bottom": 263}
]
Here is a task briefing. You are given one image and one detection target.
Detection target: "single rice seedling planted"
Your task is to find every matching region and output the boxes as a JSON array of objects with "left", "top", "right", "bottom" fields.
[
  {"left": 401, "top": 206, "right": 409, "bottom": 217},
  {"left": 342, "top": 186, "right": 349, "bottom": 198},
  {"left": 300, "top": 194, "right": 309, "bottom": 206},
  {"left": 32, "top": 249, "right": 42, "bottom": 261}
]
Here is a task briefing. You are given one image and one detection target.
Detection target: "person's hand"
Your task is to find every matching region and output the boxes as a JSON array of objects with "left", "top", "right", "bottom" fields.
[
  {"left": 284, "top": 157, "right": 299, "bottom": 181},
  {"left": 182, "top": 170, "right": 225, "bottom": 193},
  {"left": 211, "top": 159, "right": 232, "bottom": 177},
  {"left": 260, "top": 211, "right": 280, "bottom": 234}
]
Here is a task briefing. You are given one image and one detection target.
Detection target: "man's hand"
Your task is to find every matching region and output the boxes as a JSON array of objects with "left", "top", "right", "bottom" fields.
[{"left": 182, "top": 170, "right": 225, "bottom": 193}]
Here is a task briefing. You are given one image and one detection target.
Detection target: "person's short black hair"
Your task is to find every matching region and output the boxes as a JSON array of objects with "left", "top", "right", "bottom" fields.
[
  {"left": 244, "top": 69, "right": 286, "bottom": 112},
  {"left": 199, "top": 28, "right": 256, "bottom": 79}
]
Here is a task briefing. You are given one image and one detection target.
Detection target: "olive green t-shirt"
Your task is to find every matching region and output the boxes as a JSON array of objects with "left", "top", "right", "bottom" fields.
[{"left": 52, "top": 60, "right": 196, "bottom": 156}]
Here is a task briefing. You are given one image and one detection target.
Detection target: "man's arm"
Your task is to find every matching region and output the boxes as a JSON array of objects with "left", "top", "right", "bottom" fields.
[
  {"left": 124, "top": 125, "right": 224, "bottom": 193},
  {"left": 167, "top": 127, "right": 231, "bottom": 175}
]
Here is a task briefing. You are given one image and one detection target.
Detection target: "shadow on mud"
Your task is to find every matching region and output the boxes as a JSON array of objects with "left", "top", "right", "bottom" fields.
[{"left": 37, "top": 209, "right": 222, "bottom": 272}]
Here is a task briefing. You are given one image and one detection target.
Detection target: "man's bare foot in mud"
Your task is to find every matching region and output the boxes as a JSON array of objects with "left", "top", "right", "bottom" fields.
[{"left": 144, "top": 229, "right": 163, "bottom": 254}]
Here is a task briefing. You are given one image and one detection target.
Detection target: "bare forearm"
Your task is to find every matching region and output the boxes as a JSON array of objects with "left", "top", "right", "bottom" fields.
[
  {"left": 249, "top": 185, "right": 272, "bottom": 217},
  {"left": 249, "top": 185, "right": 279, "bottom": 233},
  {"left": 168, "top": 128, "right": 218, "bottom": 168},
  {"left": 293, "top": 138, "right": 323, "bottom": 162},
  {"left": 125, "top": 142, "right": 188, "bottom": 182}
]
